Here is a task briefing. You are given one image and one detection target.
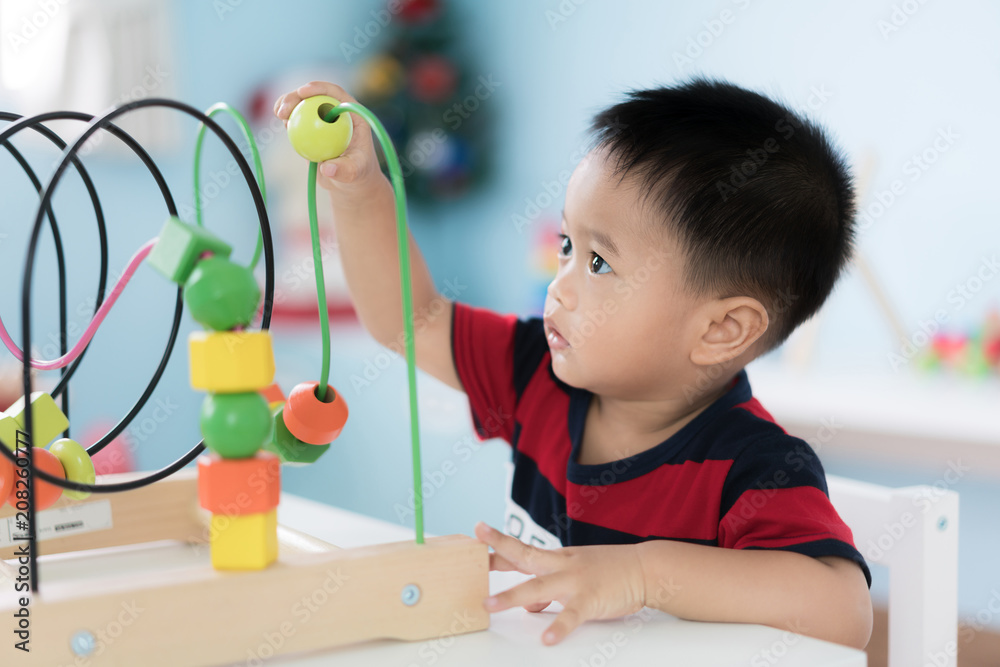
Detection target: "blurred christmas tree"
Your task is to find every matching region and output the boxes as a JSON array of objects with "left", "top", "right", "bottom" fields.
[{"left": 353, "top": 0, "right": 493, "bottom": 205}]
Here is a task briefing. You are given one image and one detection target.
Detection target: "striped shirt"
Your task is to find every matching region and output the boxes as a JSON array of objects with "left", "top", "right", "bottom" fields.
[{"left": 451, "top": 301, "right": 871, "bottom": 587}]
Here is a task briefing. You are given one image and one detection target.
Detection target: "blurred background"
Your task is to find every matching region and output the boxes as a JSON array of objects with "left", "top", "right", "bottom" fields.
[{"left": 0, "top": 0, "right": 998, "bottom": 662}]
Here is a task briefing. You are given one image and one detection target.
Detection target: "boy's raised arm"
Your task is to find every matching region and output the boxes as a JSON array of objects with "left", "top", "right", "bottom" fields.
[{"left": 274, "top": 82, "right": 462, "bottom": 392}]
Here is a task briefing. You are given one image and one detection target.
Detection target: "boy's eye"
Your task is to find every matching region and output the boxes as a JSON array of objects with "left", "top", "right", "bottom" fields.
[
  {"left": 558, "top": 234, "right": 572, "bottom": 257},
  {"left": 590, "top": 254, "right": 612, "bottom": 275}
]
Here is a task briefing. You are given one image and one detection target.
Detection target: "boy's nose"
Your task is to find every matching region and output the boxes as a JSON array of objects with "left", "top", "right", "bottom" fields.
[{"left": 547, "top": 273, "right": 576, "bottom": 311}]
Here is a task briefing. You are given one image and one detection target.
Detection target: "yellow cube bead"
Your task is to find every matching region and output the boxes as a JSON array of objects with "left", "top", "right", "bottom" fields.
[
  {"left": 0, "top": 413, "right": 21, "bottom": 452},
  {"left": 209, "top": 509, "right": 277, "bottom": 570},
  {"left": 6, "top": 392, "right": 68, "bottom": 448},
  {"left": 189, "top": 331, "right": 275, "bottom": 393}
]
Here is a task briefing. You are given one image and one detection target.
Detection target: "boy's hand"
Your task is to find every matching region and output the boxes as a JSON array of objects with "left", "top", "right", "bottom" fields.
[
  {"left": 474, "top": 522, "right": 646, "bottom": 645},
  {"left": 273, "top": 81, "right": 385, "bottom": 195}
]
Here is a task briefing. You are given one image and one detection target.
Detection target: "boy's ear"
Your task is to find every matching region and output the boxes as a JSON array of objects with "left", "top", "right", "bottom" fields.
[{"left": 690, "top": 297, "right": 769, "bottom": 366}]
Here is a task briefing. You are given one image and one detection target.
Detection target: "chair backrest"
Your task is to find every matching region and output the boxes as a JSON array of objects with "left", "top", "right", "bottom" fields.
[{"left": 827, "top": 474, "right": 959, "bottom": 667}]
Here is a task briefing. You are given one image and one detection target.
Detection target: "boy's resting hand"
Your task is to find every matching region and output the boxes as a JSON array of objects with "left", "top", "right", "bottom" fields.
[
  {"left": 273, "top": 81, "right": 386, "bottom": 197},
  {"left": 474, "top": 522, "right": 646, "bottom": 645}
]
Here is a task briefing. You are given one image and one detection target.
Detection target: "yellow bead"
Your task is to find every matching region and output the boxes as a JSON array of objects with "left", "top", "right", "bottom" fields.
[
  {"left": 188, "top": 331, "right": 275, "bottom": 393},
  {"left": 209, "top": 509, "right": 277, "bottom": 570},
  {"left": 6, "top": 392, "right": 68, "bottom": 448}
]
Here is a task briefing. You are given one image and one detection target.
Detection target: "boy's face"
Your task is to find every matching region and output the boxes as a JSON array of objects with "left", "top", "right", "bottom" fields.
[{"left": 543, "top": 150, "right": 707, "bottom": 399}]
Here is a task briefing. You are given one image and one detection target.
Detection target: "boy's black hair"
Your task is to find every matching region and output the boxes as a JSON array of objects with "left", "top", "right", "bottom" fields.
[{"left": 590, "top": 78, "right": 856, "bottom": 350}]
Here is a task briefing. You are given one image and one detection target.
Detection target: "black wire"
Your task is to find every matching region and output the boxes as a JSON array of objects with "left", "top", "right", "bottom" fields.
[
  {"left": 0, "top": 100, "right": 275, "bottom": 488},
  {"left": 0, "top": 99, "right": 274, "bottom": 592},
  {"left": 0, "top": 112, "right": 111, "bottom": 441}
]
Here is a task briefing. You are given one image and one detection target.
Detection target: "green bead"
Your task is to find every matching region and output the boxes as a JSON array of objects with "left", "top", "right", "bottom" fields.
[
  {"left": 147, "top": 216, "right": 232, "bottom": 285},
  {"left": 183, "top": 257, "right": 261, "bottom": 331},
  {"left": 49, "top": 438, "right": 96, "bottom": 500},
  {"left": 262, "top": 405, "right": 330, "bottom": 466},
  {"left": 200, "top": 392, "right": 271, "bottom": 458}
]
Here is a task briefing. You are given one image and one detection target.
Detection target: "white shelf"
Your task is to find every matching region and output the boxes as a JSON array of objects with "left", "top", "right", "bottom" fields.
[{"left": 746, "top": 361, "right": 1000, "bottom": 474}]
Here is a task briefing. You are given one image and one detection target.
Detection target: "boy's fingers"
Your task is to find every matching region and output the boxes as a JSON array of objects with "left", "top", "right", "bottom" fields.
[
  {"left": 489, "top": 551, "right": 519, "bottom": 572},
  {"left": 542, "top": 606, "right": 583, "bottom": 645},
  {"left": 296, "top": 81, "right": 358, "bottom": 105},
  {"left": 273, "top": 92, "right": 302, "bottom": 120},
  {"left": 524, "top": 601, "right": 552, "bottom": 613},
  {"left": 474, "top": 522, "right": 555, "bottom": 575},
  {"left": 485, "top": 575, "right": 559, "bottom": 613}
]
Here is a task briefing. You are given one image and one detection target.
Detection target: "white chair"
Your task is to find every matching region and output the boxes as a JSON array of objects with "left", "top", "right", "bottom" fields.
[{"left": 827, "top": 474, "right": 959, "bottom": 667}]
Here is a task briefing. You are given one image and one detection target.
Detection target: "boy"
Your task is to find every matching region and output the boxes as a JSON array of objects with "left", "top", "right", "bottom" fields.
[{"left": 274, "top": 78, "right": 873, "bottom": 649}]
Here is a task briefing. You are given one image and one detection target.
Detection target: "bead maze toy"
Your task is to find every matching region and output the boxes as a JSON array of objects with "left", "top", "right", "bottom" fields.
[{"left": 0, "top": 96, "right": 488, "bottom": 664}]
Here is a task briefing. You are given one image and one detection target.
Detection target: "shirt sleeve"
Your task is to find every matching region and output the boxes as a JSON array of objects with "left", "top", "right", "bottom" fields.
[
  {"left": 450, "top": 301, "right": 524, "bottom": 444},
  {"left": 717, "top": 436, "right": 872, "bottom": 588}
]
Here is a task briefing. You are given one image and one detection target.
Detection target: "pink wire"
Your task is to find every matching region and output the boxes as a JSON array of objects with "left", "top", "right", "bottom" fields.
[{"left": 0, "top": 238, "right": 158, "bottom": 371}]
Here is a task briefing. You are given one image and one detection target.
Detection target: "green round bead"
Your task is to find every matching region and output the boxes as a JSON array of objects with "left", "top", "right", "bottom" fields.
[
  {"left": 49, "top": 438, "right": 95, "bottom": 500},
  {"left": 200, "top": 392, "right": 271, "bottom": 458},
  {"left": 262, "top": 405, "right": 331, "bottom": 466},
  {"left": 183, "top": 256, "right": 261, "bottom": 331}
]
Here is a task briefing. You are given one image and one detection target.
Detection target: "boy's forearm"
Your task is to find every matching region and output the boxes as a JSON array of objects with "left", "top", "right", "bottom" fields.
[
  {"left": 635, "top": 540, "right": 872, "bottom": 649},
  {"left": 329, "top": 176, "right": 441, "bottom": 344}
]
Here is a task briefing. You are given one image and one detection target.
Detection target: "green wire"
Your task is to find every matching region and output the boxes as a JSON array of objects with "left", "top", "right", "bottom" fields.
[
  {"left": 306, "top": 161, "right": 332, "bottom": 404},
  {"left": 193, "top": 103, "right": 266, "bottom": 270},
  {"left": 311, "top": 101, "right": 425, "bottom": 545}
]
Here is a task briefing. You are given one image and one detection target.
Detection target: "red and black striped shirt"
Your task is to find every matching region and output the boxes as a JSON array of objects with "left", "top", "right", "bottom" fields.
[{"left": 452, "top": 301, "right": 871, "bottom": 587}]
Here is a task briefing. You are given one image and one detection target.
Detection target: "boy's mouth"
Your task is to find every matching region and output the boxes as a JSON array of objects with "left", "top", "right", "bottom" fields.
[{"left": 544, "top": 318, "right": 571, "bottom": 350}]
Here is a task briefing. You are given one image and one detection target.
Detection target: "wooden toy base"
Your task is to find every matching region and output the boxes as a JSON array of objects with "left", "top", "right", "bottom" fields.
[{"left": 0, "top": 471, "right": 490, "bottom": 666}]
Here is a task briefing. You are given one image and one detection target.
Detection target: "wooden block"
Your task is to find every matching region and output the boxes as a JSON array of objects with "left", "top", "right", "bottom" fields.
[
  {"left": 210, "top": 509, "right": 277, "bottom": 570},
  {"left": 0, "top": 535, "right": 489, "bottom": 665},
  {"left": 6, "top": 392, "right": 68, "bottom": 448},
  {"left": 0, "top": 469, "right": 204, "bottom": 560},
  {"left": 189, "top": 331, "right": 275, "bottom": 392},
  {"left": 146, "top": 215, "right": 232, "bottom": 285},
  {"left": 197, "top": 452, "right": 279, "bottom": 515}
]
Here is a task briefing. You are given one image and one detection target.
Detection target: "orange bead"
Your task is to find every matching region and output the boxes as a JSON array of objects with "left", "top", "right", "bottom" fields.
[
  {"left": 282, "top": 382, "right": 348, "bottom": 446},
  {"left": 0, "top": 452, "right": 14, "bottom": 506},
  {"left": 6, "top": 447, "right": 64, "bottom": 510},
  {"left": 197, "top": 452, "right": 280, "bottom": 515}
]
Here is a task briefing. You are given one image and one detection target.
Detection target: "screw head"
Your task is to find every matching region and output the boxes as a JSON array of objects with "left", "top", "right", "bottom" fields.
[
  {"left": 401, "top": 584, "right": 421, "bottom": 606},
  {"left": 937, "top": 517, "right": 948, "bottom": 531},
  {"left": 70, "top": 630, "right": 96, "bottom": 657}
]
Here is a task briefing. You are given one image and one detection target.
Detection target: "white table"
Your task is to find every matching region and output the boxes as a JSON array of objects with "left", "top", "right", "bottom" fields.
[{"left": 274, "top": 494, "right": 867, "bottom": 667}]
